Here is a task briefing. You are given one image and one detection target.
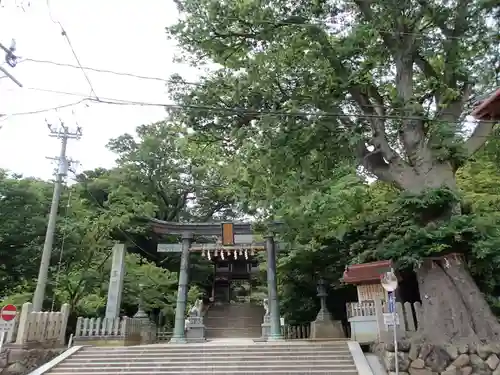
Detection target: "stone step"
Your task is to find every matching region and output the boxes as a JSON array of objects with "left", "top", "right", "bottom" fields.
[
  {"left": 44, "top": 341, "right": 359, "bottom": 375},
  {"left": 50, "top": 372, "right": 356, "bottom": 374},
  {"left": 60, "top": 357, "right": 355, "bottom": 365},
  {"left": 58, "top": 358, "right": 356, "bottom": 369},
  {"left": 71, "top": 351, "right": 352, "bottom": 360},
  {"left": 76, "top": 348, "right": 351, "bottom": 355},
  {"left": 49, "top": 364, "right": 358, "bottom": 373},
  {"left": 81, "top": 341, "right": 349, "bottom": 349},
  {"left": 80, "top": 342, "right": 349, "bottom": 349},
  {"left": 75, "top": 347, "right": 351, "bottom": 355}
]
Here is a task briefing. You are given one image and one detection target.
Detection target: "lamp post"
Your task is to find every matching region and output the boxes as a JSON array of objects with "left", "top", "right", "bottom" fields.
[
  {"left": 380, "top": 269, "right": 399, "bottom": 375},
  {"left": 134, "top": 283, "right": 148, "bottom": 320},
  {"left": 316, "top": 278, "right": 328, "bottom": 320}
]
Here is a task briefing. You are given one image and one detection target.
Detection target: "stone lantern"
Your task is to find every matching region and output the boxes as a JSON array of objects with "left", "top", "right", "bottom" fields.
[{"left": 310, "top": 278, "right": 345, "bottom": 339}]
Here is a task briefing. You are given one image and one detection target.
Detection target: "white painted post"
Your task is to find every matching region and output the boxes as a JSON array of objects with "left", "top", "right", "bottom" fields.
[{"left": 105, "top": 243, "right": 126, "bottom": 319}]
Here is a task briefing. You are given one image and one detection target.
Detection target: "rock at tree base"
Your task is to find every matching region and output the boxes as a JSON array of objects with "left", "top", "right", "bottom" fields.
[{"left": 373, "top": 341, "right": 500, "bottom": 375}]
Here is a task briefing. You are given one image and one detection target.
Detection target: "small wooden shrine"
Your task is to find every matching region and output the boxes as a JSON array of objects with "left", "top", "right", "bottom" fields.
[{"left": 342, "top": 260, "right": 395, "bottom": 303}]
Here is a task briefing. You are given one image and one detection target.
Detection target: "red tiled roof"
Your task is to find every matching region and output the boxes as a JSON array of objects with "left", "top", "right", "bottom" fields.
[
  {"left": 471, "top": 88, "right": 500, "bottom": 121},
  {"left": 342, "top": 260, "right": 393, "bottom": 284}
]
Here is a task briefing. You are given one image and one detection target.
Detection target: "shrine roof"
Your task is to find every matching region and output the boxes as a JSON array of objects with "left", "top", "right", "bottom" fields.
[
  {"left": 342, "top": 260, "right": 393, "bottom": 284},
  {"left": 471, "top": 88, "right": 500, "bottom": 121}
]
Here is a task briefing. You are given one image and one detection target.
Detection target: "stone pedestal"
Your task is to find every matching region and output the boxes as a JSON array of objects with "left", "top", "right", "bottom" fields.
[
  {"left": 186, "top": 321, "right": 206, "bottom": 343},
  {"left": 310, "top": 308, "right": 345, "bottom": 339},
  {"left": 261, "top": 315, "right": 271, "bottom": 339}
]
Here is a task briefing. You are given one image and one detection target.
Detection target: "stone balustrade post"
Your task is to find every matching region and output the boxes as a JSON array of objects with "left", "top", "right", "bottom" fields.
[{"left": 15, "top": 302, "right": 33, "bottom": 346}]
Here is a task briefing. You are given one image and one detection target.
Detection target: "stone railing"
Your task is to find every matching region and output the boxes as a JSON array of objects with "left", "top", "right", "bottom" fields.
[
  {"left": 2, "top": 302, "right": 69, "bottom": 348},
  {"left": 73, "top": 316, "right": 145, "bottom": 346},
  {"left": 347, "top": 300, "right": 377, "bottom": 317},
  {"left": 346, "top": 300, "right": 423, "bottom": 343}
]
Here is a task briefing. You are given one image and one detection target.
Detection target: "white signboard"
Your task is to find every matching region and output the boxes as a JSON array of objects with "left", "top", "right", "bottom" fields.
[
  {"left": 157, "top": 244, "right": 182, "bottom": 253},
  {"left": 0, "top": 320, "right": 15, "bottom": 332},
  {"left": 383, "top": 313, "right": 400, "bottom": 326}
]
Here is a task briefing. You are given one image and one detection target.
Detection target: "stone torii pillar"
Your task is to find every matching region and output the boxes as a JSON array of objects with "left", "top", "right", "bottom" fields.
[
  {"left": 265, "top": 234, "right": 283, "bottom": 340},
  {"left": 170, "top": 232, "right": 193, "bottom": 343}
]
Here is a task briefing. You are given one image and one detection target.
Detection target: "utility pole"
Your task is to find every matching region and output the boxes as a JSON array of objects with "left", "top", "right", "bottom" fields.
[
  {"left": 0, "top": 39, "right": 22, "bottom": 87},
  {"left": 32, "top": 121, "right": 82, "bottom": 311}
]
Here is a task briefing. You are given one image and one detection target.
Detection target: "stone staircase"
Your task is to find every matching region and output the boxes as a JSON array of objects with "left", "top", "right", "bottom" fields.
[
  {"left": 43, "top": 341, "right": 361, "bottom": 374},
  {"left": 204, "top": 303, "right": 264, "bottom": 339}
]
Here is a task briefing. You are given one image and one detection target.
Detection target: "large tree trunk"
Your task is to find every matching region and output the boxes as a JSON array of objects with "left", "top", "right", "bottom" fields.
[{"left": 416, "top": 254, "right": 500, "bottom": 344}]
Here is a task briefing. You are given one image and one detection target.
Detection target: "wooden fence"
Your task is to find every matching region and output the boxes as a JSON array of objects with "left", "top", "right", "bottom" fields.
[
  {"left": 283, "top": 324, "right": 311, "bottom": 340},
  {"left": 1, "top": 302, "right": 69, "bottom": 347}
]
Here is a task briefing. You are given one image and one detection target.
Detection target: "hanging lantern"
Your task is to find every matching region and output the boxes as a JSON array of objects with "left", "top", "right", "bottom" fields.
[
  {"left": 207, "top": 250, "right": 211, "bottom": 261},
  {"left": 234, "top": 249, "right": 237, "bottom": 259},
  {"left": 221, "top": 251, "right": 225, "bottom": 260},
  {"left": 244, "top": 249, "right": 248, "bottom": 260}
]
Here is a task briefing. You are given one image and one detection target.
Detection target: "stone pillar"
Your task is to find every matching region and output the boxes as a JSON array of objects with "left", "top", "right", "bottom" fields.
[
  {"left": 170, "top": 232, "right": 193, "bottom": 344},
  {"left": 265, "top": 235, "right": 283, "bottom": 340},
  {"left": 105, "top": 243, "right": 126, "bottom": 319}
]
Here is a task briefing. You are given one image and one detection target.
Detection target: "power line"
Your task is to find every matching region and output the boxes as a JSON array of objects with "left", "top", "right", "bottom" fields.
[
  {"left": 77, "top": 179, "right": 154, "bottom": 259},
  {"left": 13, "top": 85, "right": 495, "bottom": 124},
  {"left": 24, "top": 58, "right": 192, "bottom": 85},
  {"left": 46, "top": 0, "right": 99, "bottom": 100},
  {"left": 0, "top": 99, "right": 87, "bottom": 120}
]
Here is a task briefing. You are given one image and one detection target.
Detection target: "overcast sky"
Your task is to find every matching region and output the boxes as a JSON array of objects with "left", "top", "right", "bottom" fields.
[{"left": 0, "top": 0, "right": 200, "bottom": 180}]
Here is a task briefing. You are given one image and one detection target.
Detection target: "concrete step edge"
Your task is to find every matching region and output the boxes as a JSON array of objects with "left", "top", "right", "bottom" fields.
[
  {"left": 58, "top": 361, "right": 356, "bottom": 366},
  {"left": 50, "top": 365, "right": 357, "bottom": 374},
  {"left": 48, "top": 371, "right": 359, "bottom": 374},
  {"left": 74, "top": 351, "right": 352, "bottom": 356},
  {"left": 75, "top": 349, "right": 352, "bottom": 354},
  {"left": 63, "top": 358, "right": 355, "bottom": 363}
]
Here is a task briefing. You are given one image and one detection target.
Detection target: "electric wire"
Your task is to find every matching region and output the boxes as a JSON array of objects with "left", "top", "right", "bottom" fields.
[
  {"left": 23, "top": 58, "right": 193, "bottom": 86},
  {"left": 5, "top": 86, "right": 494, "bottom": 125},
  {"left": 46, "top": 0, "right": 99, "bottom": 100},
  {"left": 74, "top": 174, "right": 155, "bottom": 259}
]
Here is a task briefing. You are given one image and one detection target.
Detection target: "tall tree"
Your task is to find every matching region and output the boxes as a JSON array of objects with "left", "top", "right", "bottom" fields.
[
  {"left": 167, "top": 0, "right": 500, "bottom": 342},
  {"left": 107, "top": 121, "right": 241, "bottom": 222}
]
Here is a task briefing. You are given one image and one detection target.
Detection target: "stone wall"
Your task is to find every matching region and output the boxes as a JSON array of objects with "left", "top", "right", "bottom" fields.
[
  {"left": 0, "top": 348, "right": 63, "bottom": 375},
  {"left": 373, "top": 341, "right": 500, "bottom": 375}
]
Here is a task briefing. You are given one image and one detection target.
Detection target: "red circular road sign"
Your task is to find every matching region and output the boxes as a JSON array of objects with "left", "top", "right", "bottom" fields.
[{"left": 0, "top": 304, "right": 17, "bottom": 321}]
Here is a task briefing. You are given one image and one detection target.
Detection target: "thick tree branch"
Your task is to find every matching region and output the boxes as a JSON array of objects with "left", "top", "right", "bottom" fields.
[
  {"left": 357, "top": 140, "right": 418, "bottom": 189},
  {"left": 464, "top": 121, "right": 495, "bottom": 157},
  {"left": 353, "top": 0, "right": 428, "bottom": 168}
]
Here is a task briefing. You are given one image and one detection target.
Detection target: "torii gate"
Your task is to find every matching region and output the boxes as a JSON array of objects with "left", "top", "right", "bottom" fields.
[{"left": 150, "top": 220, "right": 286, "bottom": 343}]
